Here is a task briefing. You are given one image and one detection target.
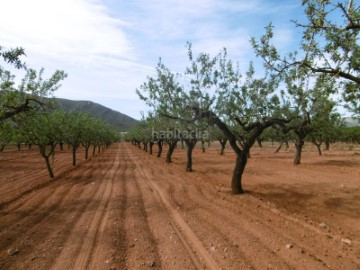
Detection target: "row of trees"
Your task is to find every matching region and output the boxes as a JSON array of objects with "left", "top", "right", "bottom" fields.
[
  {"left": 130, "top": 0, "right": 360, "bottom": 194},
  {"left": 127, "top": 117, "right": 359, "bottom": 158},
  {"left": 1, "top": 46, "right": 119, "bottom": 178},
  {"left": 0, "top": 111, "right": 119, "bottom": 177}
]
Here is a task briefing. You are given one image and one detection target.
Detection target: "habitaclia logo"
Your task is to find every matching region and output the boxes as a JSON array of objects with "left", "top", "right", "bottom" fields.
[{"left": 151, "top": 128, "right": 209, "bottom": 140}]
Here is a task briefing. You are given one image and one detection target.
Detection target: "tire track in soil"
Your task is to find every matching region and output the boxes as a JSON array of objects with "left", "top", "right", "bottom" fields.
[
  {"left": 107, "top": 147, "right": 128, "bottom": 270},
  {"left": 188, "top": 176, "right": 360, "bottom": 269},
  {"left": 0, "top": 166, "right": 97, "bottom": 253},
  {"left": 49, "top": 145, "right": 120, "bottom": 270},
  {"left": 0, "top": 149, "right": 100, "bottom": 207},
  {"left": 37, "top": 157, "right": 114, "bottom": 270},
  {"left": 0, "top": 156, "right": 107, "bottom": 270},
  {"left": 164, "top": 162, "right": 358, "bottom": 269},
  {"left": 0, "top": 163, "right": 94, "bottom": 225},
  {"left": 131, "top": 145, "right": 360, "bottom": 269},
  {"left": 86, "top": 146, "right": 125, "bottom": 270},
  {"left": 123, "top": 148, "right": 163, "bottom": 269},
  {"left": 126, "top": 144, "right": 220, "bottom": 270}
]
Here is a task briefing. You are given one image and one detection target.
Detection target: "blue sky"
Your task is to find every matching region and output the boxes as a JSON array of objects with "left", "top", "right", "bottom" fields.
[{"left": 0, "top": 0, "right": 306, "bottom": 119}]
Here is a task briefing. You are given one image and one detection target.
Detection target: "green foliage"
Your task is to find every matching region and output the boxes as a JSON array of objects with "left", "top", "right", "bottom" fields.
[
  {"left": 0, "top": 45, "right": 67, "bottom": 122},
  {"left": 136, "top": 42, "right": 296, "bottom": 193},
  {"left": 338, "top": 126, "right": 360, "bottom": 143},
  {"left": 251, "top": 0, "right": 360, "bottom": 115},
  {"left": 0, "top": 121, "right": 14, "bottom": 151}
]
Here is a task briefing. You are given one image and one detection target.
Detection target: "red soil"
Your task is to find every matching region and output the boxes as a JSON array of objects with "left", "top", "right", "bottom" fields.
[{"left": 0, "top": 142, "right": 359, "bottom": 269}]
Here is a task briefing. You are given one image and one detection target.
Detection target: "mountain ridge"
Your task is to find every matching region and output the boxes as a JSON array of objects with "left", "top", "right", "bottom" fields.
[{"left": 53, "top": 97, "right": 138, "bottom": 131}]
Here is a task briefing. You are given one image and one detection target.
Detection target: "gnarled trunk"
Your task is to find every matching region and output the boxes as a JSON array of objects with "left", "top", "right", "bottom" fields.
[
  {"left": 325, "top": 140, "right": 330, "bottom": 151},
  {"left": 294, "top": 140, "right": 304, "bottom": 165},
  {"left": 39, "top": 144, "right": 56, "bottom": 178},
  {"left": 275, "top": 140, "right": 289, "bottom": 153},
  {"left": 201, "top": 140, "right": 205, "bottom": 153},
  {"left": 71, "top": 145, "right": 78, "bottom": 166},
  {"left": 311, "top": 140, "right": 322, "bottom": 156},
  {"left": 256, "top": 137, "right": 262, "bottom": 148},
  {"left": 165, "top": 140, "right": 178, "bottom": 163},
  {"left": 143, "top": 142, "right": 148, "bottom": 152},
  {"left": 219, "top": 139, "right": 227, "bottom": 155},
  {"left": 149, "top": 141, "right": 154, "bottom": 155},
  {"left": 185, "top": 140, "right": 197, "bottom": 172},
  {"left": 157, "top": 140, "right": 163, "bottom": 158},
  {"left": 231, "top": 149, "right": 248, "bottom": 194},
  {"left": 44, "top": 155, "right": 54, "bottom": 178}
]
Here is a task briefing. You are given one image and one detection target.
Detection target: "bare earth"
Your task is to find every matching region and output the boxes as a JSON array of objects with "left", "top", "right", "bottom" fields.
[{"left": 0, "top": 142, "right": 359, "bottom": 270}]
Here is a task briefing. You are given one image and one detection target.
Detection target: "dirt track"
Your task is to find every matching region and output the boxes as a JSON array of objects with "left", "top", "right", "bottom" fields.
[{"left": 0, "top": 142, "right": 359, "bottom": 269}]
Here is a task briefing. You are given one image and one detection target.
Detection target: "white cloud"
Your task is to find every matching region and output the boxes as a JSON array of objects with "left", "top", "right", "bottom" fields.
[
  {"left": 0, "top": 0, "right": 134, "bottom": 63},
  {"left": 0, "top": 0, "right": 304, "bottom": 119}
]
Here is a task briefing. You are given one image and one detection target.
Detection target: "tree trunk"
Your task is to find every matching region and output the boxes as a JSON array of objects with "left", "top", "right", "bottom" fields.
[
  {"left": 181, "top": 139, "right": 184, "bottom": 149},
  {"left": 185, "top": 140, "right": 197, "bottom": 172},
  {"left": 149, "top": 141, "right": 154, "bottom": 155},
  {"left": 324, "top": 140, "right": 330, "bottom": 151},
  {"left": 92, "top": 145, "right": 96, "bottom": 156},
  {"left": 219, "top": 139, "right": 227, "bottom": 155},
  {"left": 39, "top": 145, "right": 55, "bottom": 178},
  {"left": 294, "top": 139, "right": 304, "bottom": 165},
  {"left": 274, "top": 141, "right": 284, "bottom": 153},
  {"left": 311, "top": 140, "right": 322, "bottom": 156},
  {"left": 72, "top": 145, "right": 78, "bottom": 166},
  {"left": 59, "top": 142, "right": 64, "bottom": 151},
  {"left": 257, "top": 138, "right": 262, "bottom": 148},
  {"left": 316, "top": 144, "right": 322, "bottom": 156},
  {"left": 85, "top": 144, "right": 90, "bottom": 160},
  {"left": 44, "top": 155, "right": 54, "bottom": 178},
  {"left": 157, "top": 140, "right": 163, "bottom": 158},
  {"left": 275, "top": 140, "right": 289, "bottom": 153},
  {"left": 201, "top": 140, "right": 205, "bottom": 153},
  {"left": 0, "top": 144, "right": 5, "bottom": 152},
  {"left": 17, "top": 144, "right": 21, "bottom": 151},
  {"left": 231, "top": 150, "right": 248, "bottom": 194},
  {"left": 143, "top": 142, "right": 148, "bottom": 152},
  {"left": 165, "top": 140, "right": 177, "bottom": 163}
]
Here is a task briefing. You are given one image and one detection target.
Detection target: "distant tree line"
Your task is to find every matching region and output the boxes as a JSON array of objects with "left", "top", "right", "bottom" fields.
[{"left": 0, "top": 45, "right": 119, "bottom": 178}]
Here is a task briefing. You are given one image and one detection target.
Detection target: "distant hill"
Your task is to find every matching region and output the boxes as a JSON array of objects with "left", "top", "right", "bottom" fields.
[
  {"left": 343, "top": 117, "right": 359, "bottom": 127},
  {"left": 53, "top": 98, "right": 138, "bottom": 131}
]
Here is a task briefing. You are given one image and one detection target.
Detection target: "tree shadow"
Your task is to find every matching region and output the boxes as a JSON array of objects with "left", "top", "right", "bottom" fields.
[{"left": 311, "top": 160, "right": 359, "bottom": 167}]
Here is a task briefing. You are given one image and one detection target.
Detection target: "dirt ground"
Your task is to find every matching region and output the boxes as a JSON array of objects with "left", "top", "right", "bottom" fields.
[{"left": 0, "top": 141, "right": 359, "bottom": 270}]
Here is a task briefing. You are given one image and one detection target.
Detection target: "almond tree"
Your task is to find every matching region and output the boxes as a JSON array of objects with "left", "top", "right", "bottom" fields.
[
  {"left": 137, "top": 44, "right": 293, "bottom": 194},
  {"left": 1, "top": 46, "right": 67, "bottom": 122},
  {"left": 0, "top": 121, "right": 14, "bottom": 152},
  {"left": 63, "top": 112, "right": 86, "bottom": 166},
  {"left": 19, "top": 111, "right": 65, "bottom": 178},
  {"left": 137, "top": 59, "right": 209, "bottom": 172},
  {"left": 251, "top": 0, "right": 360, "bottom": 116},
  {"left": 209, "top": 126, "right": 228, "bottom": 155},
  {"left": 278, "top": 73, "right": 338, "bottom": 164}
]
